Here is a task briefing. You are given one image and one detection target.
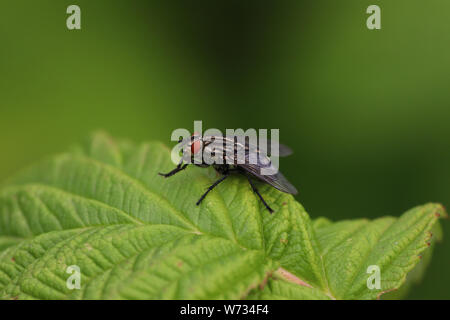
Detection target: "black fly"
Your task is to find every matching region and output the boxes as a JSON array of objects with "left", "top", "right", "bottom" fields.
[{"left": 159, "top": 133, "right": 298, "bottom": 213}]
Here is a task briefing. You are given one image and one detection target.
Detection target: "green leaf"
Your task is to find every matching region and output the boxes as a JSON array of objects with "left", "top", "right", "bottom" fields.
[
  {"left": 309, "top": 206, "right": 445, "bottom": 299},
  {"left": 0, "top": 132, "right": 445, "bottom": 299},
  {"left": 380, "top": 222, "right": 442, "bottom": 299}
]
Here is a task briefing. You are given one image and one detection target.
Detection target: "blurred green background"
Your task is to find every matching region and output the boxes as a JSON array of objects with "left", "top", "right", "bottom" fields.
[{"left": 1, "top": 1, "right": 449, "bottom": 299}]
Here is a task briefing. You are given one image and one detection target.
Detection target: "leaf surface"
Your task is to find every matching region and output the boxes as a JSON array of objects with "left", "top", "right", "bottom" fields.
[{"left": 0, "top": 132, "right": 445, "bottom": 299}]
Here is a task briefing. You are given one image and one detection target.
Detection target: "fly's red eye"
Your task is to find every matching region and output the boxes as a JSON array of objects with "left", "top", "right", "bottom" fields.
[{"left": 191, "top": 140, "right": 202, "bottom": 154}]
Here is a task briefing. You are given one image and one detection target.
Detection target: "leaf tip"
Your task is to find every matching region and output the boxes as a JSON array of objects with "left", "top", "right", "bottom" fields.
[{"left": 434, "top": 203, "right": 448, "bottom": 219}]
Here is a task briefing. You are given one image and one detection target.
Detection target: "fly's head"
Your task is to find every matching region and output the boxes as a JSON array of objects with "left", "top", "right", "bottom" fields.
[{"left": 180, "top": 133, "right": 205, "bottom": 164}]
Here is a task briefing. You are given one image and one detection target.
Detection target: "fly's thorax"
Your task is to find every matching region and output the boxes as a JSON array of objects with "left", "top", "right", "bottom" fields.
[{"left": 200, "top": 135, "right": 225, "bottom": 165}]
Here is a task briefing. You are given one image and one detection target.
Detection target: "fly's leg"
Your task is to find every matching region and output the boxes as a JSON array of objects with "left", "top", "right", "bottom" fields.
[
  {"left": 196, "top": 174, "right": 229, "bottom": 206},
  {"left": 158, "top": 162, "right": 188, "bottom": 178},
  {"left": 246, "top": 176, "right": 274, "bottom": 213}
]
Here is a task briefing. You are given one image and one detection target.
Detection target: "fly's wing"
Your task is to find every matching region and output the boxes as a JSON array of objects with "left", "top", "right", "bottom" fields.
[
  {"left": 254, "top": 141, "right": 293, "bottom": 157},
  {"left": 216, "top": 136, "right": 297, "bottom": 194},
  {"left": 242, "top": 163, "right": 298, "bottom": 194},
  {"left": 240, "top": 158, "right": 298, "bottom": 195},
  {"left": 276, "top": 144, "right": 293, "bottom": 157},
  {"left": 229, "top": 134, "right": 293, "bottom": 157}
]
